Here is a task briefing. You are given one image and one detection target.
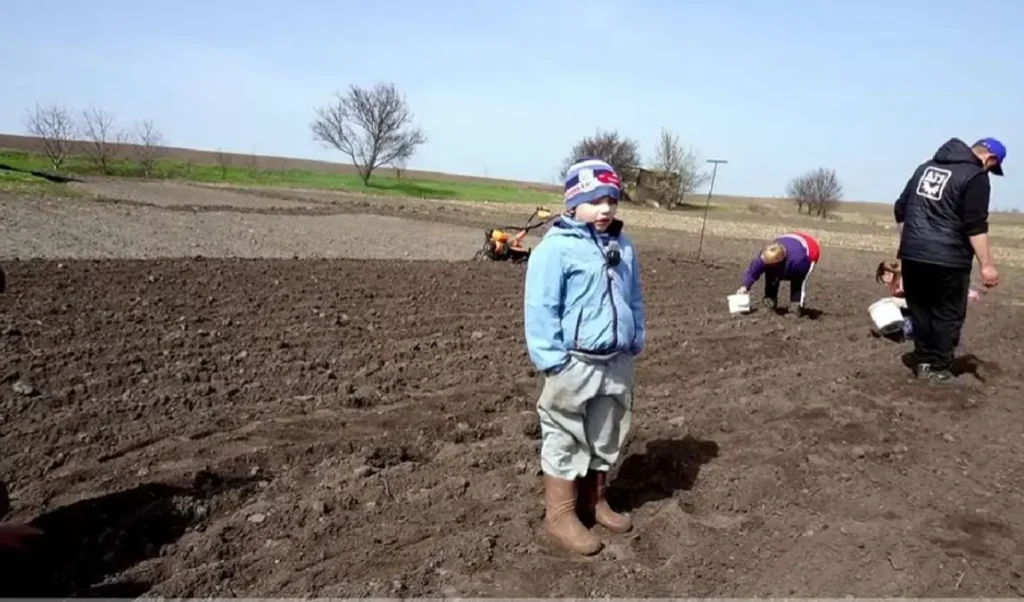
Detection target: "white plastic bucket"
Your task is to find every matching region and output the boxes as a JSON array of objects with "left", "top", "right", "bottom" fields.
[
  {"left": 727, "top": 293, "right": 751, "bottom": 314},
  {"left": 868, "top": 297, "right": 904, "bottom": 334}
]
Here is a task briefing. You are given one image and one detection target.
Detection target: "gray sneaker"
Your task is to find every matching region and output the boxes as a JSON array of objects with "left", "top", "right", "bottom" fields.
[
  {"left": 928, "top": 369, "right": 964, "bottom": 386},
  {"left": 914, "top": 363, "right": 932, "bottom": 380}
]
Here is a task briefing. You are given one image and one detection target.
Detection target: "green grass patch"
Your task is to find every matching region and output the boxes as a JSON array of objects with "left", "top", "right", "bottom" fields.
[
  {"left": 0, "top": 149, "right": 559, "bottom": 205},
  {"left": 0, "top": 168, "right": 79, "bottom": 196}
]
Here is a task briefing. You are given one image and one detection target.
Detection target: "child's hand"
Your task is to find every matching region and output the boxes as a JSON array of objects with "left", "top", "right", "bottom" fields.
[{"left": 735, "top": 286, "right": 748, "bottom": 295}]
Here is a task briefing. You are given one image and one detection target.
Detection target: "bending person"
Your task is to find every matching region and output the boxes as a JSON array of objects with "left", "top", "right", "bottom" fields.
[{"left": 736, "top": 231, "right": 821, "bottom": 317}]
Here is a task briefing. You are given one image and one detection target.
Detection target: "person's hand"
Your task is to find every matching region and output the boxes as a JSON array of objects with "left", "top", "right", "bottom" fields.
[
  {"left": 981, "top": 263, "right": 999, "bottom": 288},
  {"left": 736, "top": 286, "right": 748, "bottom": 295},
  {"left": 0, "top": 522, "right": 43, "bottom": 550}
]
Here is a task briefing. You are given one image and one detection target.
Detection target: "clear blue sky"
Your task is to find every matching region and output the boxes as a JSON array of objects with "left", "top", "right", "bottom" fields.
[{"left": 2, "top": 0, "right": 1020, "bottom": 208}]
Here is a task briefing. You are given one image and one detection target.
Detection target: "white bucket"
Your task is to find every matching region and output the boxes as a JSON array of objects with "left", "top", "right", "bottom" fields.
[
  {"left": 868, "top": 297, "right": 904, "bottom": 334},
  {"left": 727, "top": 293, "right": 751, "bottom": 314}
]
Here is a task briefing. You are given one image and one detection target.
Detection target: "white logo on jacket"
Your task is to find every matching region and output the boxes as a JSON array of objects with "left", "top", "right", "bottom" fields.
[{"left": 916, "top": 166, "right": 952, "bottom": 201}]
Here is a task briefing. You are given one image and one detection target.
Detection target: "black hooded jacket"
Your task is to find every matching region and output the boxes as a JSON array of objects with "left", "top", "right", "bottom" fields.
[{"left": 894, "top": 138, "right": 991, "bottom": 269}]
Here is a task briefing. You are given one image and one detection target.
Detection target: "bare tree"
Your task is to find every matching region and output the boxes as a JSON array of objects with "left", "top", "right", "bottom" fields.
[
  {"left": 391, "top": 153, "right": 409, "bottom": 181},
  {"left": 247, "top": 152, "right": 260, "bottom": 175},
  {"left": 80, "top": 107, "right": 124, "bottom": 175},
  {"left": 786, "top": 167, "right": 843, "bottom": 219},
  {"left": 216, "top": 148, "right": 231, "bottom": 179},
  {"left": 131, "top": 119, "right": 164, "bottom": 178},
  {"left": 22, "top": 103, "right": 77, "bottom": 170},
  {"left": 311, "top": 82, "right": 427, "bottom": 185},
  {"left": 561, "top": 129, "right": 641, "bottom": 185},
  {"left": 651, "top": 127, "right": 711, "bottom": 207}
]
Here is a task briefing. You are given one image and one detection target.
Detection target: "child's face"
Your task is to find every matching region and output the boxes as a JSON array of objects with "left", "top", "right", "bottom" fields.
[
  {"left": 574, "top": 196, "right": 618, "bottom": 231},
  {"left": 881, "top": 272, "right": 894, "bottom": 284}
]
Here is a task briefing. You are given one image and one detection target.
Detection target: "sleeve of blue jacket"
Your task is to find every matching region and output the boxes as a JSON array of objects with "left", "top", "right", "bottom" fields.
[
  {"left": 628, "top": 239, "right": 646, "bottom": 356},
  {"left": 523, "top": 238, "right": 568, "bottom": 372}
]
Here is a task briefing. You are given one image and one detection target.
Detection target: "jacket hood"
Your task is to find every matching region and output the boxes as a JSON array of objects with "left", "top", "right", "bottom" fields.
[{"left": 933, "top": 137, "right": 983, "bottom": 167}]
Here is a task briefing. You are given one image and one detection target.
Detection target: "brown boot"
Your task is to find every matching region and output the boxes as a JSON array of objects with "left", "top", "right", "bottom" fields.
[
  {"left": 543, "top": 475, "right": 603, "bottom": 555},
  {"left": 575, "top": 474, "right": 596, "bottom": 527},
  {"left": 587, "top": 471, "right": 632, "bottom": 534}
]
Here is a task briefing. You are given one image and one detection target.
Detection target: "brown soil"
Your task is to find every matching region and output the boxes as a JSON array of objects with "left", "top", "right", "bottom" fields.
[{"left": 1, "top": 182, "right": 1024, "bottom": 597}]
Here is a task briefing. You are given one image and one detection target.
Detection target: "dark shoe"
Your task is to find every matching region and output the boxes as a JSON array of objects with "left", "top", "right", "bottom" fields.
[
  {"left": 785, "top": 306, "right": 807, "bottom": 319},
  {"left": 762, "top": 297, "right": 777, "bottom": 310}
]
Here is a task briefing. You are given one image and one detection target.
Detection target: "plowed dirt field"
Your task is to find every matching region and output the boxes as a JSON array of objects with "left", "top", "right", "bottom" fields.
[{"left": 2, "top": 181, "right": 1023, "bottom": 597}]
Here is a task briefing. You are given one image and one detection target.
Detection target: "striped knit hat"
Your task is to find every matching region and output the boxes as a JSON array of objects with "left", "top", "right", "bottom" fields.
[{"left": 563, "top": 158, "right": 622, "bottom": 210}]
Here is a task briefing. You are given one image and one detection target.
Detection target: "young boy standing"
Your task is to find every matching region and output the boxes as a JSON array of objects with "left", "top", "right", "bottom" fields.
[{"left": 523, "top": 158, "right": 646, "bottom": 556}]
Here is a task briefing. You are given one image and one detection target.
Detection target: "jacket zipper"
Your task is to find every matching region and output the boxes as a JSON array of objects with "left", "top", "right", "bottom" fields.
[
  {"left": 606, "top": 270, "right": 618, "bottom": 349},
  {"left": 587, "top": 228, "right": 618, "bottom": 350}
]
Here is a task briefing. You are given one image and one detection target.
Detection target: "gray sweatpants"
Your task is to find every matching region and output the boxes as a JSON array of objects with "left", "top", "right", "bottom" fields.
[{"left": 536, "top": 352, "right": 635, "bottom": 481}]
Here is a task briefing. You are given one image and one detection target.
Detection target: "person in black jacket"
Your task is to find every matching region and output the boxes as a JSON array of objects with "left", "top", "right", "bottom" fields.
[{"left": 894, "top": 137, "right": 1005, "bottom": 383}]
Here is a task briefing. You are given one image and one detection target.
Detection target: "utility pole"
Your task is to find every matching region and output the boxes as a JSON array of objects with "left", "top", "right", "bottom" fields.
[{"left": 695, "top": 158, "right": 728, "bottom": 263}]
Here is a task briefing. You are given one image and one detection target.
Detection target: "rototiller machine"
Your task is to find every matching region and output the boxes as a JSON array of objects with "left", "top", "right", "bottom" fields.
[{"left": 473, "top": 206, "right": 557, "bottom": 263}]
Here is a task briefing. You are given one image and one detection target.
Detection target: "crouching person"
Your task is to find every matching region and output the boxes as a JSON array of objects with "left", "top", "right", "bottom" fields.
[
  {"left": 737, "top": 231, "right": 821, "bottom": 316},
  {"left": 873, "top": 260, "right": 913, "bottom": 341},
  {"left": 874, "top": 259, "right": 980, "bottom": 342},
  {"left": 523, "top": 158, "right": 646, "bottom": 556}
]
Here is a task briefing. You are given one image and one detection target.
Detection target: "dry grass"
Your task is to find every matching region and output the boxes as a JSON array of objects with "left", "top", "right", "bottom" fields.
[
  {"left": 162, "top": 181, "right": 1024, "bottom": 266},
  {"left": 6, "top": 132, "right": 1020, "bottom": 225},
  {"left": 615, "top": 205, "right": 1024, "bottom": 265},
  {"left": 5, "top": 129, "right": 1023, "bottom": 263}
]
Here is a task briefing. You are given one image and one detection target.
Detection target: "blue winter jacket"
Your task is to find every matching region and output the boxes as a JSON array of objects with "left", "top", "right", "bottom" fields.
[{"left": 523, "top": 215, "right": 646, "bottom": 373}]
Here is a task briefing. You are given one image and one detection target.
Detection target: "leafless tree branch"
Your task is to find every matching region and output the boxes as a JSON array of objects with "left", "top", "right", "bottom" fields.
[
  {"left": 391, "top": 153, "right": 410, "bottom": 181},
  {"left": 131, "top": 119, "right": 164, "bottom": 178},
  {"left": 786, "top": 167, "right": 844, "bottom": 219},
  {"left": 311, "top": 82, "right": 427, "bottom": 185},
  {"left": 22, "top": 103, "right": 77, "bottom": 170},
  {"left": 652, "top": 127, "right": 711, "bottom": 207},
  {"left": 216, "top": 149, "right": 231, "bottom": 179},
  {"left": 247, "top": 152, "right": 260, "bottom": 175},
  {"left": 561, "top": 129, "right": 642, "bottom": 186},
  {"left": 80, "top": 107, "right": 124, "bottom": 175}
]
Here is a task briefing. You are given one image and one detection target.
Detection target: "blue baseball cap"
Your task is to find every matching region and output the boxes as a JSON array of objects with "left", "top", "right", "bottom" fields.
[{"left": 974, "top": 137, "right": 1006, "bottom": 176}]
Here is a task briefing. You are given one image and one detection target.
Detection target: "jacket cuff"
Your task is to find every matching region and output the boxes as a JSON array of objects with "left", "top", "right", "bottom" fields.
[{"left": 965, "top": 222, "right": 989, "bottom": 236}]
